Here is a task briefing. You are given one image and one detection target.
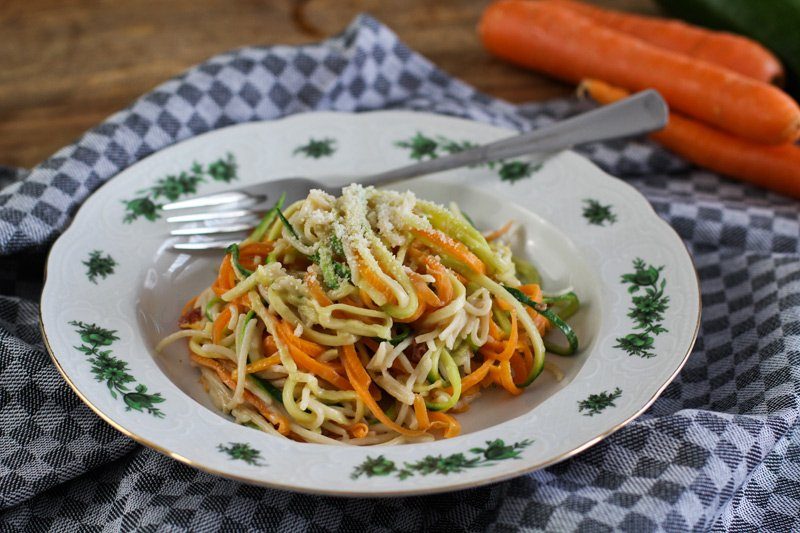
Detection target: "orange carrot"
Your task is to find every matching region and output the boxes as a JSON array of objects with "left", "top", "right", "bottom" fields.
[
  {"left": 286, "top": 341, "right": 350, "bottom": 391},
  {"left": 488, "top": 319, "right": 504, "bottom": 341},
  {"left": 263, "top": 335, "right": 278, "bottom": 356},
  {"left": 491, "top": 360, "right": 524, "bottom": 396},
  {"left": 581, "top": 79, "right": 800, "bottom": 199},
  {"left": 280, "top": 324, "right": 326, "bottom": 357},
  {"left": 425, "top": 257, "right": 453, "bottom": 304},
  {"left": 546, "top": 0, "right": 784, "bottom": 84},
  {"left": 305, "top": 269, "right": 333, "bottom": 307},
  {"left": 520, "top": 342, "right": 534, "bottom": 376},
  {"left": 519, "top": 284, "right": 550, "bottom": 334},
  {"left": 357, "top": 260, "right": 395, "bottom": 302},
  {"left": 408, "top": 271, "right": 443, "bottom": 307},
  {"left": 495, "top": 296, "right": 513, "bottom": 312},
  {"left": 340, "top": 344, "right": 426, "bottom": 436},
  {"left": 238, "top": 242, "right": 273, "bottom": 270},
  {"left": 239, "top": 242, "right": 273, "bottom": 257},
  {"left": 482, "top": 338, "right": 505, "bottom": 354},
  {"left": 458, "top": 360, "right": 495, "bottom": 395},
  {"left": 275, "top": 321, "right": 351, "bottom": 390},
  {"left": 484, "top": 221, "right": 514, "bottom": 241},
  {"left": 510, "top": 351, "right": 528, "bottom": 384},
  {"left": 191, "top": 354, "right": 290, "bottom": 434},
  {"left": 428, "top": 411, "right": 461, "bottom": 438},
  {"left": 479, "top": 0, "right": 800, "bottom": 144},
  {"left": 411, "top": 228, "right": 486, "bottom": 274},
  {"left": 408, "top": 246, "right": 454, "bottom": 304},
  {"left": 413, "top": 395, "right": 431, "bottom": 430},
  {"left": 498, "top": 311, "right": 518, "bottom": 361},
  {"left": 348, "top": 422, "right": 369, "bottom": 439},
  {"left": 212, "top": 255, "right": 236, "bottom": 296},
  {"left": 481, "top": 310, "right": 518, "bottom": 362},
  {"left": 212, "top": 305, "right": 234, "bottom": 344},
  {"left": 480, "top": 367, "right": 497, "bottom": 389},
  {"left": 245, "top": 353, "right": 282, "bottom": 374}
]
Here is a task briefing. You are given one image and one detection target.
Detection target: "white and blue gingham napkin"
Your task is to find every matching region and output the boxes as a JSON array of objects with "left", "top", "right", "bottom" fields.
[{"left": 1, "top": 15, "right": 799, "bottom": 532}]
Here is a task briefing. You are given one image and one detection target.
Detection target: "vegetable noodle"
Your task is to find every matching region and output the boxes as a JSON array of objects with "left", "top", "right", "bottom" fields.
[{"left": 159, "top": 185, "right": 580, "bottom": 445}]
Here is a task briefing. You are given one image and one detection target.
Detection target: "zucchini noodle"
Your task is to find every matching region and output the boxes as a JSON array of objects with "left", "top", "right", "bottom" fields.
[{"left": 160, "top": 184, "right": 581, "bottom": 444}]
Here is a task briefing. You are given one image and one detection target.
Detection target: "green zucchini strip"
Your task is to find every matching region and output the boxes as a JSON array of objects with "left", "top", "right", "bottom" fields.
[
  {"left": 248, "top": 192, "right": 286, "bottom": 242},
  {"left": 467, "top": 273, "right": 545, "bottom": 387},
  {"left": 238, "top": 310, "right": 256, "bottom": 344},
  {"left": 373, "top": 324, "right": 412, "bottom": 346},
  {"left": 204, "top": 297, "right": 221, "bottom": 321},
  {"left": 276, "top": 208, "right": 300, "bottom": 240},
  {"left": 542, "top": 292, "right": 580, "bottom": 320},
  {"left": 504, "top": 286, "right": 579, "bottom": 357},
  {"left": 249, "top": 374, "right": 284, "bottom": 404},
  {"left": 512, "top": 256, "right": 541, "bottom": 285},
  {"left": 425, "top": 348, "right": 461, "bottom": 411},
  {"left": 226, "top": 243, "right": 253, "bottom": 277}
]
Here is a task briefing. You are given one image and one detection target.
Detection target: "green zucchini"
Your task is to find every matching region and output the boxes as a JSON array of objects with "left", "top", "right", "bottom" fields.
[
  {"left": 204, "top": 297, "right": 221, "bottom": 321},
  {"left": 543, "top": 292, "right": 580, "bottom": 321},
  {"left": 249, "top": 192, "right": 286, "bottom": 242},
  {"left": 276, "top": 208, "right": 300, "bottom": 240},
  {"left": 504, "top": 286, "right": 579, "bottom": 357},
  {"left": 425, "top": 348, "right": 462, "bottom": 411},
  {"left": 226, "top": 243, "right": 253, "bottom": 277}
]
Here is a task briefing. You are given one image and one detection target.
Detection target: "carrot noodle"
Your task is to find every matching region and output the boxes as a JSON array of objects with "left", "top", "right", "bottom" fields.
[
  {"left": 484, "top": 220, "right": 514, "bottom": 241},
  {"left": 245, "top": 353, "right": 281, "bottom": 374},
  {"left": 348, "top": 422, "right": 369, "bottom": 439},
  {"left": 414, "top": 395, "right": 431, "bottom": 430},
  {"left": 429, "top": 411, "right": 461, "bottom": 438},
  {"left": 305, "top": 269, "right": 333, "bottom": 306},
  {"left": 411, "top": 228, "right": 486, "bottom": 274},
  {"left": 519, "top": 284, "right": 550, "bottom": 334},
  {"left": 159, "top": 185, "right": 581, "bottom": 444},
  {"left": 191, "top": 354, "right": 290, "bottom": 434}
]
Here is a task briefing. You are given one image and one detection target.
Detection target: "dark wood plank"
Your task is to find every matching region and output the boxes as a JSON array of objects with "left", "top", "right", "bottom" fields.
[{"left": 0, "top": 0, "right": 659, "bottom": 168}]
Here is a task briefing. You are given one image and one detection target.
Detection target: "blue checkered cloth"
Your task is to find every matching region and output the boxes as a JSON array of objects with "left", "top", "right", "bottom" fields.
[{"left": 2, "top": 15, "right": 799, "bottom": 532}]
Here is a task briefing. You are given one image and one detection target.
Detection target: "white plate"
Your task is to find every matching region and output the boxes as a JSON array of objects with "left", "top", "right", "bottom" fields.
[{"left": 40, "top": 111, "right": 700, "bottom": 496}]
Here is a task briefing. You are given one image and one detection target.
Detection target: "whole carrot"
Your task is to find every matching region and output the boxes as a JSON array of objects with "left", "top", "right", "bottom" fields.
[
  {"left": 547, "top": 0, "right": 783, "bottom": 84},
  {"left": 478, "top": 0, "right": 800, "bottom": 144},
  {"left": 580, "top": 79, "right": 800, "bottom": 199}
]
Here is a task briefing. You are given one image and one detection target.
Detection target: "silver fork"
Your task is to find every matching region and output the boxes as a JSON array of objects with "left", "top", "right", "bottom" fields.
[{"left": 164, "top": 89, "right": 667, "bottom": 250}]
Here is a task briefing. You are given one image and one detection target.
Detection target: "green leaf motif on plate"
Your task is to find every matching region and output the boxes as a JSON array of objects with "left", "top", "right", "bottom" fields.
[
  {"left": 615, "top": 258, "right": 669, "bottom": 358},
  {"left": 394, "top": 132, "right": 541, "bottom": 183},
  {"left": 83, "top": 250, "right": 117, "bottom": 284},
  {"left": 582, "top": 199, "right": 617, "bottom": 226},
  {"left": 351, "top": 439, "right": 533, "bottom": 480},
  {"left": 578, "top": 387, "right": 622, "bottom": 416},
  {"left": 69, "top": 321, "right": 165, "bottom": 417},
  {"left": 122, "top": 153, "right": 238, "bottom": 223},
  {"left": 497, "top": 160, "right": 541, "bottom": 183},
  {"left": 217, "top": 442, "right": 264, "bottom": 466},
  {"left": 293, "top": 137, "right": 337, "bottom": 159}
]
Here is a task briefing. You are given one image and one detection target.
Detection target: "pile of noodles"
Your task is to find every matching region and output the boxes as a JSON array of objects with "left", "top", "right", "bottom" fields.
[{"left": 158, "top": 184, "right": 578, "bottom": 445}]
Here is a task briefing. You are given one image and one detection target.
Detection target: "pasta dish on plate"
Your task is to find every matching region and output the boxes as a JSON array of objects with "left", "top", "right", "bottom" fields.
[{"left": 158, "top": 184, "right": 580, "bottom": 445}]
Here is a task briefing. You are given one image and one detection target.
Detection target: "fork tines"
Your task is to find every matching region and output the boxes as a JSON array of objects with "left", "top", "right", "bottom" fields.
[{"left": 165, "top": 191, "right": 266, "bottom": 250}]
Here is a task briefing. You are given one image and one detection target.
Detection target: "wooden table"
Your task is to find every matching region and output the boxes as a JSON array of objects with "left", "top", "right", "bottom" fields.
[{"left": 0, "top": 0, "right": 658, "bottom": 168}]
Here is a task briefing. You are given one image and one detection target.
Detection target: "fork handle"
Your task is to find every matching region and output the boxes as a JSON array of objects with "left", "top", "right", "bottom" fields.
[{"left": 358, "top": 89, "right": 667, "bottom": 187}]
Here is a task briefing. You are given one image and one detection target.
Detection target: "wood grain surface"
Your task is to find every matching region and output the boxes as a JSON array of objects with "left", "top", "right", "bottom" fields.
[{"left": 0, "top": 0, "right": 658, "bottom": 168}]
